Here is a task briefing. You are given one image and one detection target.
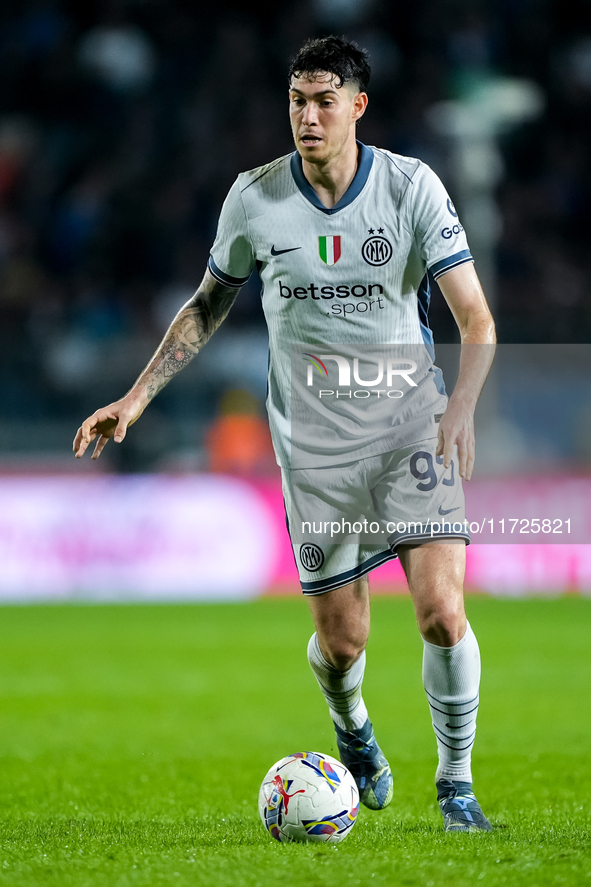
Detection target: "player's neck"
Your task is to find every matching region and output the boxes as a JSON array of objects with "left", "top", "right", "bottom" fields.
[{"left": 301, "top": 141, "right": 360, "bottom": 209}]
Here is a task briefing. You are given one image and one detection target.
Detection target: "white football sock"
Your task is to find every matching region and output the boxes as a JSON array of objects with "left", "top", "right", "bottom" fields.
[
  {"left": 307, "top": 633, "right": 369, "bottom": 732},
  {"left": 422, "top": 622, "right": 481, "bottom": 783}
]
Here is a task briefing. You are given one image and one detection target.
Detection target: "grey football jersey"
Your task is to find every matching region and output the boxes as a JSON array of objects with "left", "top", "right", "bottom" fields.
[{"left": 208, "top": 143, "right": 473, "bottom": 468}]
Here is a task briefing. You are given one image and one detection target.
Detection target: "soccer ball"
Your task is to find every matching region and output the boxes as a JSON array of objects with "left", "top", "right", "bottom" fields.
[{"left": 258, "top": 751, "right": 359, "bottom": 843}]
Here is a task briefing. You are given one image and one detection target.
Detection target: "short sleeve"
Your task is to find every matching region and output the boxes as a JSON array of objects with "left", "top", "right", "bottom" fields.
[
  {"left": 409, "top": 163, "right": 473, "bottom": 281},
  {"left": 208, "top": 179, "right": 256, "bottom": 287}
]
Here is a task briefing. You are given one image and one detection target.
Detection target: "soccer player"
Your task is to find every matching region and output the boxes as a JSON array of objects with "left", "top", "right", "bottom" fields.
[{"left": 73, "top": 36, "right": 496, "bottom": 832}]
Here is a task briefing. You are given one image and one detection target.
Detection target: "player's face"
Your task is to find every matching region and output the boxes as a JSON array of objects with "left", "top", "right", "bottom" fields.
[{"left": 289, "top": 72, "right": 367, "bottom": 165}]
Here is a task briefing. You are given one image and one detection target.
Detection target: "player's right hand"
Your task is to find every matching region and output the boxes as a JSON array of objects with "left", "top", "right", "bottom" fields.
[{"left": 73, "top": 396, "right": 144, "bottom": 460}]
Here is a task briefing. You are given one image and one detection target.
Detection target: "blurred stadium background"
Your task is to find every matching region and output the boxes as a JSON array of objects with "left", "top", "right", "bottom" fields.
[{"left": 1, "top": 0, "right": 591, "bottom": 600}]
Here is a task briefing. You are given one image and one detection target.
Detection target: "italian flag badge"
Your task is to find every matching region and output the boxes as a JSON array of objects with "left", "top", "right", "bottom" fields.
[{"left": 318, "top": 235, "right": 342, "bottom": 265}]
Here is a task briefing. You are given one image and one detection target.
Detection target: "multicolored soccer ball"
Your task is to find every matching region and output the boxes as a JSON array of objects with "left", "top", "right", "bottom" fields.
[{"left": 258, "top": 751, "right": 359, "bottom": 843}]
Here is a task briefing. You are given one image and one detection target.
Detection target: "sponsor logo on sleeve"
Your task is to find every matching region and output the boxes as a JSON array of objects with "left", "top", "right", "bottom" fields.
[
  {"left": 441, "top": 223, "right": 464, "bottom": 239},
  {"left": 447, "top": 198, "right": 458, "bottom": 217}
]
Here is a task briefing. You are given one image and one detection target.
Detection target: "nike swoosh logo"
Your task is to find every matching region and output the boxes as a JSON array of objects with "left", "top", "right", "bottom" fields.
[
  {"left": 271, "top": 245, "right": 302, "bottom": 256},
  {"left": 438, "top": 505, "right": 460, "bottom": 516}
]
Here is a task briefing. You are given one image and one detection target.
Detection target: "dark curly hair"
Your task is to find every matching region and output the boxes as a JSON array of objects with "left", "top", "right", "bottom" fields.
[{"left": 288, "top": 35, "right": 370, "bottom": 93}]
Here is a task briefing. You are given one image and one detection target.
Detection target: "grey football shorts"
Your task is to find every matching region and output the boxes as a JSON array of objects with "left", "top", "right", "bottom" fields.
[{"left": 282, "top": 438, "right": 470, "bottom": 595}]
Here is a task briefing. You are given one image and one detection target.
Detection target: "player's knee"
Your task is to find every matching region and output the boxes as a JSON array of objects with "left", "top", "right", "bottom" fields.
[
  {"left": 419, "top": 598, "right": 466, "bottom": 647},
  {"left": 323, "top": 637, "right": 366, "bottom": 672}
]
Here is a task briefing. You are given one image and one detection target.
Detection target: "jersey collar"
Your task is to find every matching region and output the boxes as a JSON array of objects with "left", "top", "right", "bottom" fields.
[{"left": 290, "top": 142, "right": 374, "bottom": 215}]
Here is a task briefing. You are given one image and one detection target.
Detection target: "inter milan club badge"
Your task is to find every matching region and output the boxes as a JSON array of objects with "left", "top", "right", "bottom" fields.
[
  {"left": 362, "top": 234, "right": 393, "bottom": 266},
  {"left": 318, "top": 235, "right": 341, "bottom": 265},
  {"left": 299, "top": 543, "right": 325, "bottom": 571}
]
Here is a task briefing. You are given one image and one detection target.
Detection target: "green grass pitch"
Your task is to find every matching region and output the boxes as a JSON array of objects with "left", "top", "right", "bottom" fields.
[{"left": 0, "top": 596, "right": 589, "bottom": 886}]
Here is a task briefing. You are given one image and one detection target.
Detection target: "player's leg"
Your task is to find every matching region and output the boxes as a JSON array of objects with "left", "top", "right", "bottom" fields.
[
  {"left": 307, "top": 575, "right": 370, "bottom": 672},
  {"left": 307, "top": 575, "right": 370, "bottom": 725},
  {"left": 284, "top": 458, "right": 394, "bottom": 809},
  {"left": 307, "top": 577, "right": 393, "bottom": 810},
  {"left": 398, "top": 541, "right": 492, "bottom": 831}
]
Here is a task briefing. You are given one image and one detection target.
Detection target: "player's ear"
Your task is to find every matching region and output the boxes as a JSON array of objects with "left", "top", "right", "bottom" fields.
[{"left": 353, "top": 91, "right": 368, "bottom": 122}]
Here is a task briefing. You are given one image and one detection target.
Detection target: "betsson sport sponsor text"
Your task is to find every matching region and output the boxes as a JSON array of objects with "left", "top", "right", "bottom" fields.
[{"left": 279, "top": 280, "right": 385, "bottom": 316}]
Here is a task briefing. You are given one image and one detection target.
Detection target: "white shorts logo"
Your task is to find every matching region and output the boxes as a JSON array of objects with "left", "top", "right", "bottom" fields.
[{"left": 300, "top": 543, "right": 325, "bottom": 571}]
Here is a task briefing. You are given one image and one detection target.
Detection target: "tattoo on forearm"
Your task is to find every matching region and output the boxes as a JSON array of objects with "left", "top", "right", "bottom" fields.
[{"left": 138, "top": 274, "right": 239, "bottom": 402}]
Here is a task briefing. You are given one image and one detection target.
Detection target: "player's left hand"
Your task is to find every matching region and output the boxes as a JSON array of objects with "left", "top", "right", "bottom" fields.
[{"left": 436, "top": 398, "right": 475, "bottom": 480}]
